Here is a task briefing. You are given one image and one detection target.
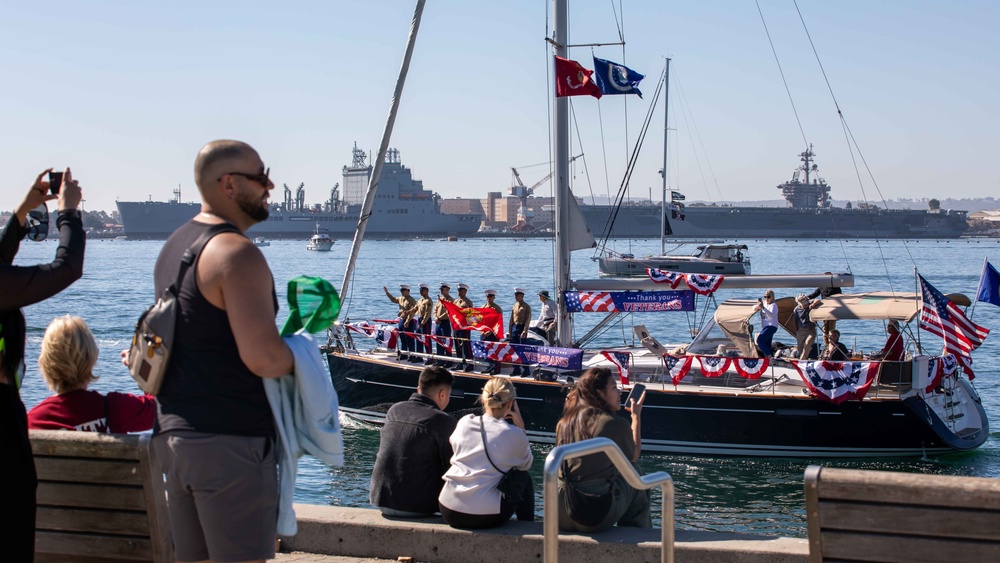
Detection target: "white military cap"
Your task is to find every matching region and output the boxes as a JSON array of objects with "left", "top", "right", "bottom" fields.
[
  {"left": 440, "top": 282, "right": 451, "bottom": 289},
  {"left": 458, "top": 283, "right": 470, "bottom": 290},
  {"left": 514, "top": 287, "right": 525, "bottom": 294},
  {"left": 399, "top": 284, "right": 410, "bottom": 290},
  {"left": 419, "top": 283, "right": 430, "bottom": 290},
  {"left": 484, "top": 289, "right": 497, "bottom": 296}
]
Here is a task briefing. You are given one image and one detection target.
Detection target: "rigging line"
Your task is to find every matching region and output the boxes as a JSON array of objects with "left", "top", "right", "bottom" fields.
[
  {"left": 673, "top": 72, "right": 715, "bottom": 204},
  {"left": 793, "top": 0, "right": 914, "bottom": 273},
  {"left": 755, "top": 0, "right": 809, "bottom": 150},
  {"left": 545, "top": 5, "right": 558, "bottom": 294},
  {"left": 671, "top": 65, "right": 724, "bottom": 203}
]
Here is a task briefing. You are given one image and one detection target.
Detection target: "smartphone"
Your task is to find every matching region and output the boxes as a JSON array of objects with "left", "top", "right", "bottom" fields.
[
  {"left": 625, "top": 383, "right": 646, "bottom": 407},
  {"left": 48, "top": 171, "right": 63, "bottom": 195}
]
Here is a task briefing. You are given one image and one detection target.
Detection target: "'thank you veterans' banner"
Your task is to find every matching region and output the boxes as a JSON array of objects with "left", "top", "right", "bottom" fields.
[
  {"left": 563, "top": 290, "right": 695, "bottom": 313},
  {"left": 472, "top": 341, "right": 584, "bottom": 370}
]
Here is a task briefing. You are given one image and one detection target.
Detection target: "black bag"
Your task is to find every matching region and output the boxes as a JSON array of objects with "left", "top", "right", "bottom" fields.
[
  {"left": 562, "top": 461, "right": 616, "bottom": 528},
  {"left": 128, "top": 224, "right": 233, "bottom": 394},
  {"left": 479, "top": 416, "right": 533, "bottom": 505}
]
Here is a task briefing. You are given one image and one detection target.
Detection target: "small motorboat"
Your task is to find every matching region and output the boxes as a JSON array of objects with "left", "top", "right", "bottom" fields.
[
  {"left": 307, "top": 225, "right": 333, "bottom": 251},
  {"left": 253, "top": 236, "right": 270, "bottom": 247}
]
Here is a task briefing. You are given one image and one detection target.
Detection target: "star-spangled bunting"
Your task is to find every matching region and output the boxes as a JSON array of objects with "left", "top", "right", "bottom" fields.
[
  {"left": 647, "top": 268, "right": 683, "bottom": 288},
  {"left": 564, "top": 291, "right": 616, "bottom": 312},
  {"left": 925, "top": 353, "right": 958, "bottom": 394},
  {"left": 793, "top": 360, "right": 879, "bottom": 405},
  {"left": 685, "top": 274, "right": 725, "bottom": 295},
  {"left": 918, "top": 275, "right": 989, "bottom": 378},
  {"left": 429, "top": 334, "right": 453, "bottom": 354},
  {"left": 697, "top": 355, "right": 731, "bottom": 377},
  {"left": 663, "top": 354, "right": 693, "bottom": 384},
  {"left": 601, "top": 351, "right": 631, "bottom": 385},
  {"left": 733, "top": 357, "right": 770, "bottom": 379},
  {"left": 472, "top": 340, "right": 519, "bottom": 363}
]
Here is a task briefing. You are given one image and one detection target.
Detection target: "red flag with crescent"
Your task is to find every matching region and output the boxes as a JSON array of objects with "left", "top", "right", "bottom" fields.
[{"left": 441, "top": 300, "right": 505, "bottom": 339}]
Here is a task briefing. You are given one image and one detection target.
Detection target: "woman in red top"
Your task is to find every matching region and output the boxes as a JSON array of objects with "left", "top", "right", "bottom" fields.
[
  {"left": 28, "top": 315, "right": 154, "bottom": 433},
  {"left": 872, "top": 320, "right": 905, "bottom": 362}
]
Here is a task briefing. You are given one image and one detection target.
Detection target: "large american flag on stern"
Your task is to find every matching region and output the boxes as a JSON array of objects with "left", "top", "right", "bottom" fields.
[
  {"left": 918, "top": 275, "right": 989, "bottom": 377},
  {"left": 565, "top": 291, "right": 616, "bottom": 312}
]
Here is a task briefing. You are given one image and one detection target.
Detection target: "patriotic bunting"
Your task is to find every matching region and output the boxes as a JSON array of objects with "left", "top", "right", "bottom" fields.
[
  {"left": 601, "top": 351, "right": 632, "bottom": 385},
  {"left": 564, "top": 290, "right": 695, "bottom": 312},
  {"left": 685, "top": 274, "right": 725, "bottom": 295},
  {"left": 733, "top": 357, "right": 770, "bottom": 379},
  {"left": 345, "top": 322, "right": 377, "bottom": 338},
  {"left": 472, "top": 341, "right": 519, "bottom": 363},
  {"left": 429, "top": 334, "right": 453, "bottom": 354},
  {"left": 793, "top": 360, "right": 879, "bottom": 405},
  {"left": 376, "top": 326, "right": 397, "bottom": 350},
  {"left": 647, "top": 268, "right": 683, "bottom": 288},
  {"left": 663, "top": 354, "right": 693, "bottom": 384},
  {"left": 918, "top": 275, "right": 989, "bottom": 379},
  {"left": 697, "top": 355, "right": 731, "bottom": 377},
  {"left": 564, "top": 291, "right": 616, "bottom": 312},
  {"left": 925, "top": 353, "right": 958, "bottom": 394}
]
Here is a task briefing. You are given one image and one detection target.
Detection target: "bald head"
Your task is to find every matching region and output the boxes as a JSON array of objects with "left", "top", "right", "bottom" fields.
[{"left": 194, "top": 140, "right": 259, "bottom": 193}]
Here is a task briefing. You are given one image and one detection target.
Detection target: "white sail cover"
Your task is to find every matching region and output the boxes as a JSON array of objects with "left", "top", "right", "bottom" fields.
[{"left": 566, "top": 189, "right": 596, "bottom": 251}]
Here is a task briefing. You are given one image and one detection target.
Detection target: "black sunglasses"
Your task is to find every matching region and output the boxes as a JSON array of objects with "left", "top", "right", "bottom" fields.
[
  {"left": 220, "top": 167, "right": 270, "bottom": 187},
  {"left": 25, "top": 205, "right": 49, "bottom": 242}
]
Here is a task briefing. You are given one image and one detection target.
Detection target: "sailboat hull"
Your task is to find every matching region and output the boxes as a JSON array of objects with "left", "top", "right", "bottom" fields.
[{"left": 327, "top": 350, "right": 988, "bottom": 458}]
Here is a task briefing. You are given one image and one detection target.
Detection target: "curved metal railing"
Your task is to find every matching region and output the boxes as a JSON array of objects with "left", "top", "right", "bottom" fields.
[{"left": 543, "top": 437, "right": 674, "bottom": 563}]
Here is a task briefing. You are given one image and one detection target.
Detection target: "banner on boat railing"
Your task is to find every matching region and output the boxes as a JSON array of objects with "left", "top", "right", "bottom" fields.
[
  {"left": 472, "top": 341, "right": 584, "bottom": 370},
  {"left": 563, "top": 290, "right": 694, "bottom": 313}
]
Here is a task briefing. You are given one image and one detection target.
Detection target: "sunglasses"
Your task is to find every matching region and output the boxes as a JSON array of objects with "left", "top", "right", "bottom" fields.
[
  {"left": 220, "top": 167, "right": 270, "bottom": 187},
  {"left": 25, "top": 205, "right": 49, "bottom": 242}
]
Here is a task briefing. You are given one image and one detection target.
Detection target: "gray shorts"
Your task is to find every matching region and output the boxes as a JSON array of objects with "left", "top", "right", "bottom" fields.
[{"left": 153, "top": 430, "right": 278, "bottom": 562}]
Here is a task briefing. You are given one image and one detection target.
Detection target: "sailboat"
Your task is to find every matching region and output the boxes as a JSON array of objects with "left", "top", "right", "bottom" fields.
[
  {"left": 595, "top": 59, "right": 750, "bottom": 278},
  {"left": 324, "top": 0, "right": 988, "bottom": 457}
]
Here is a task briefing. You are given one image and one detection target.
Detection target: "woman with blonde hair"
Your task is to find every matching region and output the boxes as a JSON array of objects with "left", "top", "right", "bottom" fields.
[
  {"left": 28, "top": 315, "right": 154, "bottom": 433},
  {"left": 438, "top": 377, "right": 534, "bottom": 528},
  {"left": 557, "top": 367, "right": 649, "bottom": 532}
]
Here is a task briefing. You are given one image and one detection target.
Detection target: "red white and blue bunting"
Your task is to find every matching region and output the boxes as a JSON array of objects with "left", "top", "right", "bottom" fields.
[
  {"left": 663, "top": 354, "right": 694, "bottom": 384},
  {"left": 684, "top": 274, "right": 725, "bottom": 295},
  {"left": 793, "top": 360, "right": 879, "bottom": 405},
  {"left": 601, "top": 351, "right": 632, "bottom": 385},
  {"left": 733, "top": 357, "right": 770, "bottom": 379},
  {"left": 697, "top": 355, "right": 731, "bottom": 377},
  {"left": 925, "top": 353, "right": 959, "bottom": 393},
  {"left": 646, "top": 268, "right": 684, "bottom": 288}
]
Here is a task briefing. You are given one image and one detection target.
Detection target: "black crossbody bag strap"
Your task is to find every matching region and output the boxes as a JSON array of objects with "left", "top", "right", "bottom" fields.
[
  {"left": 479, "top": 415, "right": 509, "bottom": 476},
  {"left": 169, "top": 223, "right": 239, "bottom": 297}
]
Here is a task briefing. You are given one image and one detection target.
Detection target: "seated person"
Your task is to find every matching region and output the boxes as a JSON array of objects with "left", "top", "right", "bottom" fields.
[
  {"left": 438, "top": 377, "right": 534, "bottom": 529},
  {"left": 532, "top": 290, "right": 556, "bottom": 341},
  {"left": 370, "top": 366, "right": 457, "bottom": 517},
  {"left": 870, "top": 320, "right": 905, "bottom": 362},
  {"left": 822, "top": 330, "right": 851, "bottom": 361},
  {"left": 28, "top": 315, "right": 154, "bottom": 433}
]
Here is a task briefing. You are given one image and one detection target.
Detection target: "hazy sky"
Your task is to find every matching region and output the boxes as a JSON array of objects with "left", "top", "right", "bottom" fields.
[{"left": 2, "top": 1, "right": 997, "bottom": 213}]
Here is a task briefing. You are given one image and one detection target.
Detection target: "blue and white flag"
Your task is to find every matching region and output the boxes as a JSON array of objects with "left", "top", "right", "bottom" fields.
[
  {"left": 592, "top": 57, "right": 644, "bottom": 98},
  {"left": 977, "top": 260, "right": 1000, "bottom": 307}
]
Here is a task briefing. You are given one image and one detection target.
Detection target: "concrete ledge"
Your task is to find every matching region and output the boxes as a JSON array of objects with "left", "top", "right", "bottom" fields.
[{"left": 281, "top": 504, "right": 807, "bottom": 563}]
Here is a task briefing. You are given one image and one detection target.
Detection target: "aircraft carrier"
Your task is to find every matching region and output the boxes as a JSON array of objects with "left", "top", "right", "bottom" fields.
[
  {"left": 116, "top": 145, "right": 482, "bottom": 240},
  {"left": 580, "top": 148, "right": 969, "bottom": 239}
]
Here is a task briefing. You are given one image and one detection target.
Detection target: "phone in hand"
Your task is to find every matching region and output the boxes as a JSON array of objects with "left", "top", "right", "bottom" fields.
[
  {"left": 625, "top": 383, "right": 646, "bottom": 407},
  {"left": 48, "top": 171, "right": 63, "bottom": 195}
]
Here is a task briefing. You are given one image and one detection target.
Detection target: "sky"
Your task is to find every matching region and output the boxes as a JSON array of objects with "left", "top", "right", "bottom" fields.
[{"left": 2, "top": 1, "right": 998, "bottom": 213}]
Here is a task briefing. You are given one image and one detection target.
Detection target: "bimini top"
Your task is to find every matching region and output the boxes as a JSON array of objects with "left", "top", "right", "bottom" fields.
[{"left": 808, "top": 292, "right": 922, "bottom": 323}]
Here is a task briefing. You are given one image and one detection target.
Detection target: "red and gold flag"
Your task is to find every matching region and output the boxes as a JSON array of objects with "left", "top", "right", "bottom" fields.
[
  {"left": 441, "top": 300, "right": 505, "bottom": 340},
  {"left": 555, "top": 56, "right": 603, "bottom": 99}
]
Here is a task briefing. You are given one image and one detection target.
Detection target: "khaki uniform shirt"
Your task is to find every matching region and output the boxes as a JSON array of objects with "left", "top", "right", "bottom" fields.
[
  {"left": 415, "top": 296, "right": 433, "bottom": 327},
  {"left": 434, "top": 293, "right": 453, "bottom": 323},
  {"left": 386, "top": 290, "right": 417, "bottom": 322},
  {"left": 511, "top": 301, "right": 531, "bottom": 335},
  {"left": 454, "top": 295, "right": 473, "bottom": 309}
]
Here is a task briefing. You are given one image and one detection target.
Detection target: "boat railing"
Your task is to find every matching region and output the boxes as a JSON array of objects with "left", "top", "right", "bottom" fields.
[{"left": 543, "top": 437, "right": 674, "bottom": 563}]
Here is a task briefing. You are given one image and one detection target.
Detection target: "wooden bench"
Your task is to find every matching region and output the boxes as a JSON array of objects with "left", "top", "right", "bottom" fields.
[
  {"left": 30, "top": 430, "right": 172, "bottom": 563},
  {"left": 804, "top": 464, "right": 1000, "bottom": 562}
]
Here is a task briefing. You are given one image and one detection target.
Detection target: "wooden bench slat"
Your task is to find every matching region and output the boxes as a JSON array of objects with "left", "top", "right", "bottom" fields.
[
  {"left": 820, "top": 529, "right": 1000, "bottom": 563},
  {"left": 35, "top": 456, "right": 143, "bottom": 485},
  {"left": 813, "top": 466, "right": 1000, "bottom": 510},
  {"left": 818, "top": 500, "right": 1000, "bottom": 541},
  {"left": 30, "top": 429, "right": 144, "bottom": 460},
  {"left": 36, "top": 506, "right": 151, "bottom": 536},
  {"left": 35, "top": 530, "right": 153, "bottom": 561},
  {"left": 37, "top": 481, "right": 146, "bottom": 511}
]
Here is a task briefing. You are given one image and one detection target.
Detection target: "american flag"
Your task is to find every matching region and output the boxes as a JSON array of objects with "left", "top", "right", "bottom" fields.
[
  {"left": 564, "top": 291, "right": 616, "bottom": 312},
  {"left": 472, "top": 341, "right": 519, "bottom": 363},
  {"left": 918, "top": 275, "right": 989, "bottom": 377},
  {"left": 601, "top": 351, "right": 631, "bottom": 384}
]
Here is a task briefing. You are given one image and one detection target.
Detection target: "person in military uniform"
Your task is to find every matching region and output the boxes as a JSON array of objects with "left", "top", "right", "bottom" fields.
[
  {"left": 479, "top": 289, "right": 503, "bottom": 375},
  {"left": 414, "top": 284, "right": 434, "bottom": 364},
  {"left": 384, "top": 284, "right": 417, "bottom": 360},
  {"left": 453, "top": 283, "right": 474, "bottom": 371},
  {"left": 509, "top": 288, "right": 532, "bottom": 376},
  {"left": 433, "top": 283, "right": 454, "bottom": 367}
]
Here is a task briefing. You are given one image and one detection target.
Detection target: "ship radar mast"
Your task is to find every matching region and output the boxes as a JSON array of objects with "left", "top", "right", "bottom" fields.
[{"left": 777, "top": 144, "right": 831, "bottom": 209}]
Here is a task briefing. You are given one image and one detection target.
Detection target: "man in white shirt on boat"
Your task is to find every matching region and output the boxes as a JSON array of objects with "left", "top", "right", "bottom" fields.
[{"left": 532, "top": 289, "right": 556, "bottom": 344}]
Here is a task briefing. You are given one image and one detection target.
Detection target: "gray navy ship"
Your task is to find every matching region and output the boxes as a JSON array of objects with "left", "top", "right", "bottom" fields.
[
  {"left": 579, "top": 147, "right": 969, "bottom": 239},
  {"left": 116, "top": 144, "right": 482, "bottom": 239}
]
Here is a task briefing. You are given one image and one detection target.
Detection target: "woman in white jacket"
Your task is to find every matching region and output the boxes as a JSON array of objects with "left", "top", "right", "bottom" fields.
[{"left": 438, "top": 377, "right": 534, "bottom": 528}]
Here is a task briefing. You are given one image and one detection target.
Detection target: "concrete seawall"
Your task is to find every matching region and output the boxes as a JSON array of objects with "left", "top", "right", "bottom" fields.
[{"left": 282, "top": 505, "right": 808, "bottom": 563}]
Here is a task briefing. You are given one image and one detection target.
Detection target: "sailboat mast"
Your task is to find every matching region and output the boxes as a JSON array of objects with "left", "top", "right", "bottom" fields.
[
  {"left": 552, "top": 0, "right": 573, "bottom": 347},
  {"left": 660, "top": 58, "right": 671, "bottom": 256},
  {"left": 339, "top": 0, "right": 426, "bottom": 300}
]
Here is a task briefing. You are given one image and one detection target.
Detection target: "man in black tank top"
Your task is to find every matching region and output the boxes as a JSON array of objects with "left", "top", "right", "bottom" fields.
[{"left": 148, "top": 140, "right": 293, "bottom": 563}]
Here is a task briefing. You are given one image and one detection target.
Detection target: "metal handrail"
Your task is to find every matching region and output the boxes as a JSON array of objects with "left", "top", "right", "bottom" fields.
[{"left": 543, "top": 437, "right": 674, "bottom": 563}]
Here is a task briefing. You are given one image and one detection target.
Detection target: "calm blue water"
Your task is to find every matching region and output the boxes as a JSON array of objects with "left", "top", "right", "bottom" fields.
[{"left": 15, "top": 235, "right": 1000, "bottom": 537}]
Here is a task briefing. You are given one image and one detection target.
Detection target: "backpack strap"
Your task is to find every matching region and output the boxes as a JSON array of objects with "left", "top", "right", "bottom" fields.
[{"left": 170, "top": 222, "right": 240, "bottom": 295}]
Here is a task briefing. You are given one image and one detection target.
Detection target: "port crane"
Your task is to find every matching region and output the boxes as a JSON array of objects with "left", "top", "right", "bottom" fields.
[{"left": 509, "top": 154, "right": 581, "bottom": 230}]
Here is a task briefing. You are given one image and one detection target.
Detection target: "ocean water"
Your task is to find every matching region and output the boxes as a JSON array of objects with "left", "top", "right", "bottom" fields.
[{"left": 14, "top": 234, "right": 1000, "bottom": 538}]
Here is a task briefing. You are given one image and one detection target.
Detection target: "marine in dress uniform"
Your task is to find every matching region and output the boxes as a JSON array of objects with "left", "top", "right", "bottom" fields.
[
  {"left": 453, "top": 283, "right": 473, "bottom": 370},
  {"left": 509, "top": 288, "right": 532, "bottom": 376},
  {"left": 433, "top": 283, "right": 454, "bottom": 366},
  {"left": 479, "top": 289, "right": 503, "bottom": 374},
  {"left": 384, "top": 284, "right": 417, "bottom": 359},
  {"left": 414, "top": 284, "right": 433, "bottom": 363}
]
